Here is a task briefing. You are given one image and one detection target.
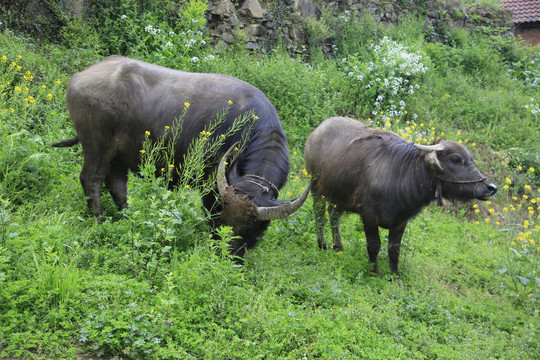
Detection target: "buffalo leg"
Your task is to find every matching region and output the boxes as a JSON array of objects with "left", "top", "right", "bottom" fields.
[
  {"left": 79, "top": 159, "right": 108, "bottom": 218},
  {"left": 328, "top": 205, "right": 344, "bottom": 251},
  {"left": 363, "top": 223, "right": 381, "bottom": 275},
  {"left": 312, "top": 189, "right": 327, "bottom": 249},
  {"left": 105, "top": 159, "right": 129, "bottom": 211},
  {"left": 388, "top": 222, "right": 407, "bottom": 275}
]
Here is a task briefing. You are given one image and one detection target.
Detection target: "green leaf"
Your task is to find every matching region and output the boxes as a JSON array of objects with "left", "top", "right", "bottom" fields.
[{"left": 517, "top": 276, "right": 530, "bottom": 287}]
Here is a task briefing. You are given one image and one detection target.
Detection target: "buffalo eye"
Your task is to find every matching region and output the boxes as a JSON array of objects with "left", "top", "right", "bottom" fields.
[{"left": 452, "top": 156, "right": 463, "bottom": 165}]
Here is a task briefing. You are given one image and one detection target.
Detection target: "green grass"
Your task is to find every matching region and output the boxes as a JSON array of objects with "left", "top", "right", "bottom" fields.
[{"left": 0, "top": 3, "right": 539, "bottom": 359}]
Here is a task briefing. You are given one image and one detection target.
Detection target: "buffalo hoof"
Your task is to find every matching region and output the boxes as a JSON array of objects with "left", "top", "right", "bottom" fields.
[{"left": 332, "top": 244, "right": 344, "bottom": 252}]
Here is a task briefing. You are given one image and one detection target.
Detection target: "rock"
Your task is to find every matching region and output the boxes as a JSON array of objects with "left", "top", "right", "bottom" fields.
[
  {"left": 247, "top": 24, "right": 267, "bottom": 36},
  {"left": 246, "top": 41, "right": 261, "bottom": 50},
  {"left": 241, "top": 0, "right": 264, "bottom": 19},
  {"left": 295, "top": 0, "right": 321, "bottom": 18},
  {"left": 210, "top": 0, "right": 235, "bottom": 17}
]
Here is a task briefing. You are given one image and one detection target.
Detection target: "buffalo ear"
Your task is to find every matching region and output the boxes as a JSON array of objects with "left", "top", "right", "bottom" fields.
[
  {"left": 414, "top": 143, "right": 445, "bottom": 172},
  {"left": 425, "top": 151, "right": 444, "bottom": 171}
]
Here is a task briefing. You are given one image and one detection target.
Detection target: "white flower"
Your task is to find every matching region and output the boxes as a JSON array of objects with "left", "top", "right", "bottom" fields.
[
  {"left": 166, "top": 42, "right": 173, "bottom": 48},
  {"left": 191, "top": 57, "right": 199, "bottom": 63},
  {"left": 121, "top": 15, "right": 128, "bottom": 20}
]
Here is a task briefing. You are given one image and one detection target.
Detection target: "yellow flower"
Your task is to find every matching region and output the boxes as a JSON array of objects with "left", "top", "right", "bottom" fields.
[
  {"left": 529, "top": 167, "right": 535, "bottom": 173},
  {"left": 16, "top": 55, "right": 22, "bottom": 60},
  {"left": 486, "top": 201, "right": 492, "bottom": 205},
  {"left": 484, "top": 218, "right": 490, "bottom": 223},
  {"left": 23, "top": 71, "right": 33, "bottom": 81},
  {"left": 473, "top": 204, "right": 478, "bottom": 208},
  {"left": 184, "top": 102, "right": 190, "bottom": 108},
  {"left": 475, "top": 209, "right": 480, "bottom": 214},
  {"left": 524, "top": 184, "right": 532, "bottom": 191},
  {"left": 228, "top": 100, "right": 233, "bottom": 105},
  {"left": 41, "top": 85, "right": 46, "bottom": 90},
  {"left": 140, "top": 149, "right": 145, "bottom": 154},
  {"left": 145, "top": 131, "right": 150, "bottom": 136},
  {"left": 503, "top": 185, "right": 509, "bottom": 190},
  {"left": 505, "top": 177, "right": 512, "bottom": 185},
  {"left": 517, "top": 165, "right": 523, "bottom": 171},
  {"left": 46, "top": 93, "right": 53, "bottom": 101},
  {"left": 164, "top": 125, "right": 170, "bottom": 130},
  {"left": 169, "top": 164, "right": 174, "bottom": 168},
  {"left": 0, "top": 55, "right": 6, "bottom": 62},
  {"left": 489, "top": 208, "right": 495, "bottom": 214},
  {"left": 14, "top": 86, "right": 21, "bottom": 92},
  {"left": 252, "top": 114, "right": 259, "bottom": 120},
  {"left": 503, "top": 207, "right": 508, "bottom": 212},
  {"left": 55, "top": 80, "right": 61, "bottom": 85},
  {"left": 185, "top": 185, "right": 190, "bottom": 189},
  {"left": 524, "top": 220, "right": 530, "bottom": 229}
]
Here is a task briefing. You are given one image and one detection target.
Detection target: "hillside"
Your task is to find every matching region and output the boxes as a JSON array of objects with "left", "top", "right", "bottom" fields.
[{"left": 0, "top": 1, "right": 539, "bottom": 359}]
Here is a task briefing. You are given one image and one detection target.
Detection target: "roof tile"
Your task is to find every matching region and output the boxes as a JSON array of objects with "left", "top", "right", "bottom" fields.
[{"left": 502, "top": 0, "right": 540, "bottom": 23}]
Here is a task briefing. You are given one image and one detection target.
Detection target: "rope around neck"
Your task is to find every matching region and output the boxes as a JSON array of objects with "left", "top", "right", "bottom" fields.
[{"left": 245, "top": 174, "right": 279, "bottom": 200}]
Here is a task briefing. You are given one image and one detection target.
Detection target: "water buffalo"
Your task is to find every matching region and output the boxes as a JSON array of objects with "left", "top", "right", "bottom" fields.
[
  {"left": 53, "top": 55, "right": 310, "bottom": 258},
  {"left": 304, "top": 117, "right": 497, "bottom": 275}
]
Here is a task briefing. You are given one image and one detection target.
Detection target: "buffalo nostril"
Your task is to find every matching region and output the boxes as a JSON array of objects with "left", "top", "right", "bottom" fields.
[{"left": 487, "top": 183, "right": 497, "bottom": 195}]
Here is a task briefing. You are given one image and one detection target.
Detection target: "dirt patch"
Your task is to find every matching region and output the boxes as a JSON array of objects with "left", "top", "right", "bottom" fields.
[{"left": 220, "top": 186, "right": 258, "bottom": 232}]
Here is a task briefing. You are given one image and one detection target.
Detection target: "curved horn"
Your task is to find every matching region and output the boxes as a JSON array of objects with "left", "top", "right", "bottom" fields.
[
  {"left": 217, "top": 142, "right": 239, "bottom": 197},
  {"left": 413, "top": 143, "right": 445, "bottom": 152},
  {"left": 256, "top": 182, "right": 312, "bottom": 221}
]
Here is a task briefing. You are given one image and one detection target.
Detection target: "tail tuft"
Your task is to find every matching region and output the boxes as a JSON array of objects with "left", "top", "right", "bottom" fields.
[{"left": 51, "top": 137, "right": 79, "bottom": 147}]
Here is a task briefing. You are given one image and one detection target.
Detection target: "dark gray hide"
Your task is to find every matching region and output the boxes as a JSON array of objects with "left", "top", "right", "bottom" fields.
[
  {"left": 304, "top": 117, "right": 497, "bottom": 275},
  {"left": 53, "top": 56, "right": 309, "bottom": 257}
]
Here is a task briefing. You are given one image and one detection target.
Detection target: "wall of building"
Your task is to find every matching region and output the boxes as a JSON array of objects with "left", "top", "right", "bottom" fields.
[{"left": 515, "top": 23, "right": 540, "bottom": 46}]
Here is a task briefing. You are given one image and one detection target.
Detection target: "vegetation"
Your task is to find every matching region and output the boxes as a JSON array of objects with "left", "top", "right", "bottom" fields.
[{"left": 0, "top": 0, "right": 539, "bottom": 359}]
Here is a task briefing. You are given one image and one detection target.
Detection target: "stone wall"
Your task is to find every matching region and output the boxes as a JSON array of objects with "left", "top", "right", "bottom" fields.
[{"left": 206, "top": 0, "right": 513, "bottom": 54}]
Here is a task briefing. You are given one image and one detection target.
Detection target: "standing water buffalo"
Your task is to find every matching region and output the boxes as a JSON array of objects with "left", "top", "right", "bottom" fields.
[
  {"left": 304, "top": 117, "right": 497, "bottom": 275},
  {"left": 53, "top": 55, "right": 310, "bottom": 257}
]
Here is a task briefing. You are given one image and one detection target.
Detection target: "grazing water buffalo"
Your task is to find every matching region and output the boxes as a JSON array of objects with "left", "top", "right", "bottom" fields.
[
  {"left": 304, "top": 117, "right": 497, "bottom": 275},
  {"left": 53, "top": 55, "right": 310, "bottom": 257}
]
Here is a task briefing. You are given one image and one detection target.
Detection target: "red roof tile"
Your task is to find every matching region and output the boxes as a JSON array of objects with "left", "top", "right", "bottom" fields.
[{"left": 502, "top": 0, "right": 540, "bottom": 23}]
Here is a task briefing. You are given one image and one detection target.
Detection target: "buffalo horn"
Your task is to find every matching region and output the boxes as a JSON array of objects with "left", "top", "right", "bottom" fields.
[
  {"left": 256, "top": 182, "right": 311, "bottom": 221},
  {"left": 413, "top": 143, "right": 445, "bottom": 152},
  {"left": 217, "top": 142, "right": 239, "bottom": 197},
  {"left": 217, "top": 142, "right": 311, "bottom": 221}
]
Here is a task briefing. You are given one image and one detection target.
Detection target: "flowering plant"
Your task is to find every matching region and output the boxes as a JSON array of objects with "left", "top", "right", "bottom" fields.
[{"left": 342, "top": 36, "right": 428, "bottom": 111}]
